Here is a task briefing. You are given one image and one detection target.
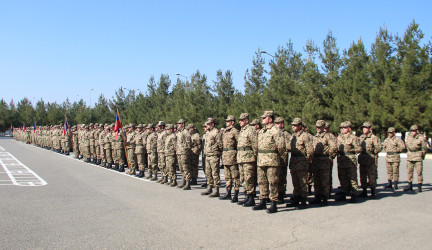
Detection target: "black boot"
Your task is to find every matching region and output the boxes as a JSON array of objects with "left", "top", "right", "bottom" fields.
[
  {"left": 238, "top": 194, "right": 249, "bottom": 205},
  {"left": 335, "top": 192, "right": 347, "bottom": 201},
  {"left": 231, "top": 190, "right": 239, "bottom": 203},
  {"left": 321, "top": 196, "right": 328, "bottom": 206},
  {"left": 243, "top": 195, "right": 256, "bottom": 207},
  {"left": 219, "top": 188, "right": 232, "bottom": 200},
  {"left": 418, "top": 184, "right": 422, "bottom": 192},
  {"left": 113, "top": 164, "right": 119, "bottom": 171},
  {"left": 404, "top": 182, "right": 413, "bottom": 191},
  {"left": 118, "top": 165, "right": 125, "bottom": 172},
  {"left": 277, "top": 192, "right": 285, "bottom": 204},
  {"left": 360, "top": 188, "right": 367, "bottom": 197},
  {"left": 385, "top": 180, "right": 392, "bottom": 189},
  {"left": 182, "top": 180, "right": 191, "bottom": 190},
  {"left": 310, "top": 195, "right": 322, "bottom": 204},
  {"left": 107, "top": 163, "right": 112, "bottom": 169},
  {"left": 190, "top": 178, "right": 197, "bottom": 185},
  {"left": 201, "top": 186, "right": 212, "bottom": 195},
  {"left": 266, "top": 201, "right": 278, "bottom": 214},
  {"left": 252, "top": 199, "right": 267, "bottom": 210},
  {"left": 138, "top": 171, "right": 144, "bottom": 178},
  {"left": 286, "top": 196, "right": 300, "bottom": 207},
  {"left": 296, "top": 198, "right": 307, "bottom": 210},
  {"left": 349, "top": 193, "right": 357, "bottom": 203},
  {"left": 308, "top": 185, "right": 313, "bottom": 195},
  {"left": 394, "top": 181, "right": 398, "bottom": 190},
  {"left": 370, "top": 188, "right": 377, "bottom": 199}
]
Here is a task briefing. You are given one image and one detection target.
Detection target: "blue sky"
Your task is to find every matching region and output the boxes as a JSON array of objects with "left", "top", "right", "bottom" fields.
[{"left": 1, "top": 0, "right": 431, "bottom": 107}]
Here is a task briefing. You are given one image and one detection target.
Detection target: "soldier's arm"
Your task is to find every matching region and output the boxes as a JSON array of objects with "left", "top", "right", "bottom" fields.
[
  {"left": 251, "top": 129, "right": 258, "bottom": 156},
  {"left": 374, "top": 137, "right": 383, "bottom": 154},
  {"left": 398, "top": 138, "right": 406, "bottom": 153},
  {"left": 354, "top": 136, "right": 362, "bottom": 154},
  {"left": 328, "top": 135, "right": 338, "bottom": 159},
  {"left": 276, "top": 131, "right": 286, "bottom": 156}
]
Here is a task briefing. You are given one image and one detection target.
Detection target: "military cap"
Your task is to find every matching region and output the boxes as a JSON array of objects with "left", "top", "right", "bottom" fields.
[
  {"left": 275, "top": 117, "right": 284, "bottom": 123},
  {"left": 388, "top": 127, "right": 396, "bottom": 133},
  {"left": 166, "top": 124, "right": 174, "bottom": 130},
  {"left": 157, "top": 121, "right": 165, "bottom": 127},
  {"left": 410, "top": 125, "right": 419, "bottom": 131},
  {"left": 225, "top": 115, "right": 235, "bottom": 122},
  {"left": 186, "top": 123, "right": 195, "bottom": 130},
  {"left": 177, "top": 119, "right": 186, "bottom": 124},
  {"left": 362, "top": 121, "right": 372, "bottom": 128},
  {"left": 291, "top": 117, "right": 303, "bottom": 125},
  {"left": 202, "top": 123, "right": 207, "bottom": 127},
  {"left": 345, "top": 121, "right": 352, "bottom": 127},
  {"left": 261, "top": 110, "right": 274, "bottom": 118},
  {"left": 250, "top": 119, "right": 260, "bottom": 126},
  {"left": 137, "top": 124, "right": 144, "bottom": 128},
  {"left": 325, "top": 122, "right": 331, "bottom": 128},
  {"left": 238, "top": 113, "right": 249, "bottom": 120},
  {"left": 339, "top": 122, "right": 346, "bottom": 128},
  {"left": 127, "top": 123, "right": 135, "bottom": 128},
  {"left": 205, "top": 117, "right": 216, "bottom": 124},
  {"left": 147, "top": 123, "right": 155, "bottom": 129},
  {"left": 89, "top": 123, "right": 94, "bottom": 126},
  {"left": 95, "top": 123, "right": 99, "bottom": 126},
  {"left": 315, "top": 120, "right": 325, "bottom": 127},
  {"left": 104, "top": 123, "right": 108, "bottom": 127}
]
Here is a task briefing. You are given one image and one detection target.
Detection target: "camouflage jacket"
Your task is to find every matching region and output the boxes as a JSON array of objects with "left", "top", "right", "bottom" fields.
[
  {"left": 237, "top": 124, "right": 258, "bottom": 164},
  {"left": 125, "top": 131, "right": 137, "bottom": 150},
  {"left": 289, "top": 130, "right": 313, "bottom": 170},
  {"left": 222, "top": 125, "right": 239, "bottom": 165},
  {"left": 176, "top": 127, "right": 191, "bottom": 155},
  {"left": 204, "top": 127, "right": 222, "bottom": 157},
  {"left": 279, "top": 128, "right": 291, "bottom": 165},
  {"left": 337, "top": 133, "right": 362, "bottom": 168},
  {"left": 146, "top": 131, "right": 158, "bottom": 153},
  {"left": 257, "top": 123, "right": 285, "bottom": 167},
  {"left": 165, "top": 131, "right": 177, "bottom": 156},
  {"left": 134, "top": 131, "right": 146, "bottom": 154},
  {"left": 89, "top": 130, "right": 95, "bottom": 146},
  {"left": 190, "top": 130, "right": 202, "bottom": 156},
  {"left": 99, "top": 130, "right": 106, "bottom": 146},
  {"left": 406, "top": 133, "right": 427, "bottom": 161},
  {"left": 383, "top": 135, "right": 405, "bottom": 162},
  {"left": 94, "top": 130, "right": 101, "bottom": 147},
  {"left": 157, "top": 130, "right": 167, "bottom": 154},
  {"left": 313, "top": 132, "right": 337, "bottom": 159},
  {"left": 113, "top": 130, "right": 124, "bottom": 149}
]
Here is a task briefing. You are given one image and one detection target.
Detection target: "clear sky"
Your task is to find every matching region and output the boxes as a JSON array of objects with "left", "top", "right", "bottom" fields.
[{"left": 1, "top": 0, "right": 431, "bottom": 107}]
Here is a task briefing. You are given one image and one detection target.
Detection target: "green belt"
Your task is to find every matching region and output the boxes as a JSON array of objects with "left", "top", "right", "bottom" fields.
[
  {"left": 386, "top": 152, "right": 399, "bottom": 155},
  {"left": 136, "top": 144, "right": 143, "bottom": 146},
  {"left": 223, "top": 147, "right": 236, "bottom": 151},
  {"left": 340, "top": 152, "right": 355, "bottom": 156},
  {"left": 408, "top": 149, "right": 421, "bottom": 152},
  {"left": 238, "top": 146, "right": 252, "bottom": 151},
  {"left": 259, "top": 149, "right": 278, "bottom": 154}
]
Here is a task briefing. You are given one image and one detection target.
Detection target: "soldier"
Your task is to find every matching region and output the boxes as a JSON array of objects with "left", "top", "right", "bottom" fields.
[
  {"left": 310, "top": 120, "right": 337, "bottom": 206},
  {"left": 134, "top": 124, "right": 146, "bottom": 178},
  {"left": 404, "top": 125, "right": 427, "bottom": 192},
  {"left": 220, "top": 115, "right": 240, "bottom": 202},
  {"left": 336, "top": 121, "right": 362, "bottom": 202},
  {"left": 274, "top": 117, "right": 291, "bottom": 204},
  {"left": 89, "top": 123, "right": 96, "bottom": 163},
  {"left": 286, "top": 118, "right": 313, "bottom": 210},
  {"left": 156, "top": 121, "right": 167, "bottom": 183},
  {"left": 201, "top": 118, "right": 222, "bottom": 197},
  {"left": 146, "top": 124, "right": 158, "bottom": 180},
  {"left": 165, "top": 124, "right": 178, "bottom": 186},
  {"left": 124, "top": 124, "right": 137, "bottom": 175},
  {"left": 236, "top": 113, "right": 258, "bottom": 207},
  {"left": 303, "top": 122, "right": 315, "bottom": 195},
  {"left": 358, "top": 122, "right": 382, "bottom": 199},
  {"left": 201, "top": 123, "right": 208, "bottom": 188},
  {"left": 94, "top": 124, "right": 102, "bottom": 165},
  {"left": 188, "top": 124, "right": 202, "bottom": 185},
  {"left": 113, "top": 125, "right": 126, "bottom": 172},
  {"left": 98, "top": 124, "right": 107, "bottom": 166},
  {"left": 81, "top": 125, "right": 91, "bottom": 162},
  {"left": 383, "top": 127, "right": 406, "bottom": 189},
  {"left": 253, "top": 111, "right": 285, "bottom": 214},
  {"left": 176, "top": 119, "right": 192, "bottom": 190},
  {"left": 250, "top": 119, "right": 261, "bottom": 133},
  {"left": 72, "top": 125, "right": 79, "bottom": 158},
  {"left": 324, "top": 122, "right": 337, "bottom": 193},
  {"left": 104, "top": 125, "right": 114, "bottom": 168}
]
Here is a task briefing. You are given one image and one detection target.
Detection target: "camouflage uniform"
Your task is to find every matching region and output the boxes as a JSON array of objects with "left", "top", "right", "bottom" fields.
[
  {"left": 405, "top": 125, "right": 427, "bottom": 191},
  {"left": 125, "top": 125, "right": 137, "bottom": 175},
  {"left": 325, "top": 122, "right": 337, "bottom": 191},
  {"left": 104, "top": 127, "right": 113, "bottom": 167},
  {"left": 189, "top": 125, "right": 202, "bottom": 184},
  {"left": 275, "top": 117, "right": 291, "bottom": 199},
  {"left": 156, "top": 122, "right": 167, "bottom": 181},
  {"left": 222, "top": 119, "right": 239, "bottom": 193},
  {"left": 81, "top": 126, "right": 91, "bottom": 162},
  {"left": 94, "top": 125, "right": 101, "bottom": 163},
  {"left": 176, "top": 120, "right": 192, "bottom": 187},
  {"left": 165, "top": 124, "right": 177, "bottom": 185},
  {"left": 203, "top": 119, "right": 222, "bottom": 191},
  {"left": 134, "top": 125, "right": 146, "bottom": 176},
  {"left": 146, "top": 125, "right": 158, "bottom": 179},
  {"left": 89, "top": 124, "right": 96, "bottom": 161},
  {"left": 99, "top": 126, "right": 107, "bottom": 166},
  {"left": 383, "top": 127, "right": 405, "bottom": 186}
]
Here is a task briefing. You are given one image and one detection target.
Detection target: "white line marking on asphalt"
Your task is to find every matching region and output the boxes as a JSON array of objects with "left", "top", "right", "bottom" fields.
[
  {"left": 0, "top": 146, "right": 5, "bottom": 151},
  {"left": 0, "top": 152, "right": 47, "bottom": 186}
]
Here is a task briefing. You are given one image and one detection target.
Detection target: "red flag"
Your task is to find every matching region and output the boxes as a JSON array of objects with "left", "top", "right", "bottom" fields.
[
  {"left": 33, "top": 122, "right": 37, "bottom": 132},
  {"left": 10, "top": 124, "right": 13, "bottom": 132},
  {"left": 63, "top": 119, "right": 69, "bottom": 136},
  {"left": 114, "top": 111, "right": 122, "bottom": 140},
  {"left": 22, "top": 124, "right": 26, "bottom": 131}
]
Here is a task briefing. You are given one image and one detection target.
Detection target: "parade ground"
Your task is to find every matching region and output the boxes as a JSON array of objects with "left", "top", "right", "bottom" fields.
[{"left": 0, "top": 138, "right": 431, "bottom": 249}]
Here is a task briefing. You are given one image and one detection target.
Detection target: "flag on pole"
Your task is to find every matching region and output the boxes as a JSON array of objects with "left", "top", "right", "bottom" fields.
[
  {"left": 114, "top": 110, "right": 122, "bottom": 140},
  {"left": 63, "top": 119, "right": 69, "bottom": 136},
  {"left": 22, "top": 124, "right": 26, "bottom": 131},
  {"left": 33, "top": 122, "right": 37, "bottom": 132},
  {"left": 10, "top": 124, "right": 13, "bottom": 132}
]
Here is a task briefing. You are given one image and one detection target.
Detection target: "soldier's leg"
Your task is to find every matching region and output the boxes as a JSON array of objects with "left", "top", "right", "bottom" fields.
[
  {"left": 205, "top": 157, "right": 213, "bottom": 187},
  {"left": 258, "top": 166, "right": 269, "bottom": 200},
  {"left": 368, "top": 163, "right": 377, "bottom": 190},
  {"left": 415, "top": 161, "right": 423, "bottom": 184},
  {"left": 278, "top": 163, "right": 288, "bottom": 195},
  {"left": 267, "top": 166, "right": 279, "bottom": 202},
  {"left": 321, "top": 169, "right": 331, "bottom": 199},
  {"left": 210, "top": 156, "right": 220, "bottom": 188},
  {"left": 298, "top": 170, "right": 308, "bottom": 200},
  {"left": 106, "top": 148, "right": 112, "bottom": 165},
  {"left": 136, "top": 153, "right": 144, "bottom": 172},
  {"left": 128, "top": 149, "right": 135, "bottom": 174},
  {"left": 243, "top": 163, "right": 256, "bottom": 195},
  {"left": 393, "top": 162, "right": 400, "bottom": 182},
  {"left": 231, "top": 164, "right": 240, "bottom": 192},
  {"left": 192, "top": 155, "right": 199, "bottom": 181},
  {"left": 291, "top": 170, "right": 300, "bottom": 197},
  {"left": 359, "top": 164, "right": 368, "bottom": 189},
  {"left": 313, "top": 169, "right": 323, "bottom": 197},
  {"left": 349, "top": 167, "right": 359, "bottom": 196},
  {"left": 386, "top": 162, "right": 393, "bottom": 181},
  {"left": 224, "top": 165, "right": 233, "bottom": 190},
  {"left": 406, "top": 161, "right": 415, "bottom": 183}
]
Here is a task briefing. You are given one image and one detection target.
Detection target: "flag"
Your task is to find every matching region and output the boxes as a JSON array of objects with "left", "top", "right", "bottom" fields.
[
  {"left": 63, "top": 119, "right": 69, "bottom": 136},
  {"left": 33, "top": 122, "right": 37, "bottom": 132},
  {"left": 114, "top": 110, "right": 122, "bottom": 140},
  {"left": 22, "top": 124, "right": 26, "bottom": 131},
  {"left": 10, "top": 124, "right": 13, "bottom": 132}
]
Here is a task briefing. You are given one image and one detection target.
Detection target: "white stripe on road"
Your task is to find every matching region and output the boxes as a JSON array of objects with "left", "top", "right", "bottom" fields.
[{"left": 0, "top": 152, "right": 47, "bottom": 186}]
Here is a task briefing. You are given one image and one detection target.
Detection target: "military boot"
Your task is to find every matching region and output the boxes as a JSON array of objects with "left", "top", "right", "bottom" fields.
[
  {"left": 237, "top": 194, "right": 248, "bottom": 205},
  {"left": 165, "top": 176, "right": 173, "bottom": 185},
  {"left": 394, "top": 181, "right": 398, "bottom": 190},
  {"left": 146, "top": 172, "right": 152, "bottom": 179},
  {"left": 370, "top": 188, "right": 377, "bottom": 199},
  {"left": 231, "top": 190, "right": 239, "bottom": 203},
  {"left": 209, "top": 187, "right": 220, "bottom": 198},
  {"left": 277, "top": 192, "right": 285, "bottom": 204},
  {"left": 150, "top": 173, "right": 157, "bottom": 181},
  {"left": 252, "top": 199, "right": 267, "bottom": 210},
  {"left": 385, "top": 180, "right": 392, "bottom": 189},
  {"left": 266, "top": 201, "right": 278, "bottom": 214},
  {"left": 177, "top": 179, "right": 186, "bottom": 188},
  {"left": 182, "top": 180, "right": 191, "bottom": 190},
  {"left": 349, "top": 193, "right": 357, "bottom": 203},
  {"left": 118, "top": 165, "right": 125, "bottom": 172},
  {"left": 219, "top": 188, "right": 232, "bottom": 200},
  {"left": 243, "top": 195, "right": 256, "bottom": 207},
  {"left": 403, "top": 182, "right": 413, "bottom": 191},
  {"left": 296, "top": 198, "right": 308, "bottom": 210},
  {"left": 201, "top": 186, "right": 212, "bottom": 195},
  {"left": 418, "top": 184, "right": 422, "bottom": 192},
  {"left": 191, "top": 178, "right": 197, "bottom": 185},
  {"left": 170, "top": 179, "right": 177, "bottom": 187},
  {"left": 310, "top": 195, "right": 322, "bottom": 205},
  {"left": 286, "top": 196, "right": 300, "bottom": 207},
  {"left": 335, "top": 192, "right": 347, "bottom": 201},
  {"left": 160, "top": 176, "right": 168, "bottom": 184},
  {"left": 321, "top": 196, "right": 328, "bottom": 206},
  {"left": 307, "top": 185, "right": 313, "bottom": 195},
  {"left": 113, "top": 164, "right": 119, "bottom": 170},
  {"left": 138, "top": 171, "right": 144, "bottom": 178},
  {"left": 359, "top": 188, "right": 368, "bottom": 197},
  {"left": 201, "top": 182, "right": 208, "bottom": 188}
]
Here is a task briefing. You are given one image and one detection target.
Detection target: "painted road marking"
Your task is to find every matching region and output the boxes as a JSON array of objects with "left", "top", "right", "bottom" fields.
[
  {"left": 0, "top": 146, "right": 5, "bottom": 151},
  {"left": 0, "top": 152, "right": 47, "bottom": 186}
]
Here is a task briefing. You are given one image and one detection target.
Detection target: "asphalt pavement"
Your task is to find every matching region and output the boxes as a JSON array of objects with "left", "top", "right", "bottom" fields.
[{"left": 0, "top": 138, "right": 431, "bottom": 249}]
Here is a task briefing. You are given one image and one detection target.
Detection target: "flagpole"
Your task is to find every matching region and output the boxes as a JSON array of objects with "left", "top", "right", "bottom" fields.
[{"left": 117, "top": 108, "right": 131, "bottom": 173}]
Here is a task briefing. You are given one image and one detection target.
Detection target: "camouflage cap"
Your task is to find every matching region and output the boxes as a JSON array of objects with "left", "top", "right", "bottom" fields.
[
  {"left": 225, "top": 115, "right": 235, "bottom": 122},
  {"left": 388, "top": 127, "right": 396, "bottom": 133},
  {"left": 362, "top": 121, "right": 372, "bottom": 128},
  {"left": 202, "top": 123, "right": 207, "bottom": 127},
  {"left": 186, "top": 123, "right": 195, "bottom": 130},
  {"left": 291, "top": 117, "right": 303, "bottom": 125},
  {"left": 410, "top": 125, "right": 419, "bottom": 131},
  {"left": 166, "top": 124, "right": 174, "bottom": 130},
  {"left": 339, "top": 122, "right": 346, "bottom": 128},
  {"left": 177, "top": 119, "right": 186, "bottom": 124},
  {"left": 157, "top": 121, "right": 165, "bottom": 127},
  {"left": 261, "top": 110, "right": 274, "bottom": 118},
  {"left": 137, "top": 124, "right": 144, "bottom": 128},
  {"left": 345, "top": 121, "right": 353, "bottom": 127},
  {"left": 127, "top": 123, "right": 135, "bottom": 128},
  {"left": 325, "top": 121, "right": 331, "bottom": 128},
  {"left": 250, "top": 119, "right": 260, "bottom": 126},
  {"left": 315, "top": 120, "right": 325, "bottom": 127},
  {"left": 147, "top": 123, "right": 155, "bottom": 129},
  {"left": 238, "top": 113, "right": 249, "bottom": 120},
  {"left": 275, "top": 117, "right": 284, "bottom": 123},
  {"left": 89, "top": 123, "right": 94, "bottom": 126},
  {"left": 205, "top": 117, "right": 216, "bottom": 124}
]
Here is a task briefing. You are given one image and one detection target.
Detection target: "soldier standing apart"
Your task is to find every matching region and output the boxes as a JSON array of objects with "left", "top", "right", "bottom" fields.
[
  {"left": 165, "top": 124, "right": 178, "bottom": 186},
  {"left": 146, "top": 124, "right": 158, "bottom": 180},
  {"left": 287, "top": 118, "right": 313, "bottom": 210},
  {"left": 310, "top": 120, "right": 337, "bottom": 206},
  {"left": 404, "top": 125, "right": 427, "bottom": 192},
  {"left": 253, "top": 111, "right": 285, "bottom": 214},
  {"left": 383, "top": 127, "right": 406, "bottom": 189},
  {"left": 336, "top": 121, "right": 362, "bottom": 202},
  {"left": 201, "top": 118, "right": 222, "bottom": 197},
  {"left": 274, "top": 117, "right": 291, "bottom": 204},
  {"left": 156, "top": 121, "right": 167, "bottom": 183},
  {"left": 236, "top": 113, "right": 258, "bottom": 207},
  {"left": 134, "top": 124, "right": 146, "bottom": 178},
  {"left": 219, "top": 115, "right": 240, "bottom": 202},
  {"left": 358, "top": 122, "right": 382, "bottom": 199},
  {"left": 124, "top": 124, "right": 137, "bottom": 175},
  {"left": 175, "top": 119, "right": 192, "bottom": 190},
  {"left": 188, "top": 124, "right": 202, "bottom": 185}
]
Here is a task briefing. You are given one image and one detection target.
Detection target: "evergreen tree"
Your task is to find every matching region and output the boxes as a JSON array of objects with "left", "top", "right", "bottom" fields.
[{"left": 244, "top": 49, "right": 267, "bottom": 119}]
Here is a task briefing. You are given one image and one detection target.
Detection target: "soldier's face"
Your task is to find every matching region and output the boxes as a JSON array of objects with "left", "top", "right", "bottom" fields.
[
  {"left": 275, "top": 122, "right": 284, "bottom": 129},
  {"left": 317, "top": 126, "right": 324, "bottom": 133},
  {"left": 388, "top": 132, "right": 395, "bottom": 138},
  {"left": 411, "top": 130, "right": 418, "bottom": 136},
  {"left": 239, "top": 119, "right": 248, "bottom": 127},
  {"left": 262, "top": 116, "right": 270, "bottom": 125},
  {"left": 292, "top": 124, "right": 301, "bottom": 132},
  {"left": 340, "top": 127, "right": 349, "bottom": 134},
  {"left": 363, "top": 127, "right": 371, "bottom": 134}
]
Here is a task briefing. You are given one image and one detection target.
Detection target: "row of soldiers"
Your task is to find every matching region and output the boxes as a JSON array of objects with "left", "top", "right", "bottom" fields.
[{"left": 13, "top": 111, "right": 427, "bottom": 214}]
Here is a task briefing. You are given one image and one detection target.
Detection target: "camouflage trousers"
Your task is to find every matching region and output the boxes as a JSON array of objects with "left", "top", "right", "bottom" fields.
[
  {"left": 386, "top": 161, "right": 400, "bottom": 181},
  {"left": 127, "top": 149, "right": 136, "bottom": 174},
  {"left": 338, "top": 167, "right": 358, "bottom": 195},
  {"left": 73, "top": 143, "right": 80, "bottom": 158},
  {"left": 312, "top": 168, "right": 331, "bottom": 197},
  {"left": 114, "top": 148, "right": 126, "bottom": 165},
  {"left": 360, "top": 162, "right": 377, "bottom": 189},
  {"left": 205, "top": 155, "right": 220, "bottom": 188},
  {"left": 407, "top": 161, "right": 423, "bottom": 184},
  {"left": 136, "top": 153, "right": 145, "bottom": 171},
  {"left": 148, "top": 152, "right": 158, "bottom": 174},
  {"left": 82, "top": 144, "right": 90, "bottom": 160},
  {"left": 239, "top": 163, "right": 256, "bottom": 195},
  {"left": 190, "top": 154, "right": 199, "bottom": 180},
  {"left": 95, "top": 144, "right": 100, "bottom": 159},
  {"left": 165, "top": 155, "right": 177, "bottom": 181},
  {"left": 100, "top": 146, "right": 106, "bottom": 164},
  {"left": 224, "top": 164, "right": 240, "bottom": 191},
  {"left": 177, "top": 154, "right": 191, "bottom": 181},
  {"left": 257, "top": 166, "right": 279, "bottom": 202},
  {"left": 291, "top": 169, "right": 308, "bottom": 199},
  {"left": 89, "top": 143, "right": 95, "bottom": 159},
  {"left": 278, "top": 161, "right": 288, "bottom": 193},
  {"left": 158, "top": 152, "right": 166, "bottom": 176}
]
